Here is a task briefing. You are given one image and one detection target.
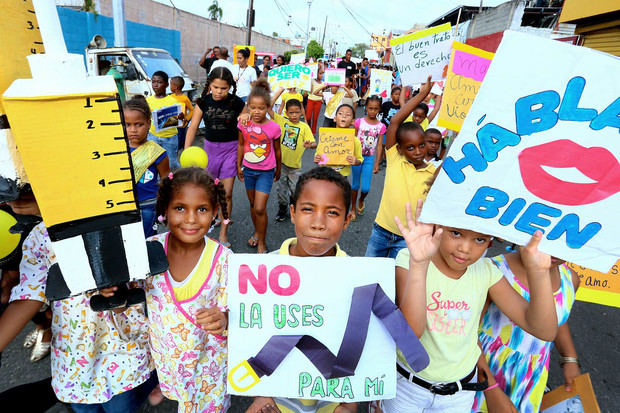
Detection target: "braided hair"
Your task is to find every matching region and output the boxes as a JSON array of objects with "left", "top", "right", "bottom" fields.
[
  {"left": 156, "top": 168, "right": 228, "bottom": 223},
  {"left": 198, "top": 66, "right": 237, "bottom": 106},
  {"left": 123, "top": 95, "right": 151, "bottom": 121}
]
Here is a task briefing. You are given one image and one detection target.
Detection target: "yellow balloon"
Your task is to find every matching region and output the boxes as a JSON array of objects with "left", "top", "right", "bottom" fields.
[
  {"left": 180, "top": 146, "right": 209, "bottom": 169},
  {"left": 0, "top": 210, "right": 20, "bottom": 260}
]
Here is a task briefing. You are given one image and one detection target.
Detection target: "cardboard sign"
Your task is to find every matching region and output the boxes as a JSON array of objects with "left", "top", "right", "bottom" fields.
[
  {"left": 153, "top": 104, "right": 181, "bottom": 133},
  {"left": 568, "top": 260, "right": 620, "bottom": 308},
  {"left": 290, "top": 53, "right": 306, "bottom": 65},
  {"left": 324, "top": 68, "right": 346, "bottom": 86},
  {"left": 419, "top": 30, "right": 620, "bottom": 273},
  {"left": 438, "top": 42, "right": 494, "bottom": 132},
  {"left": 369, "top": 69, "right": 392, "bottom": 98},
  {"left": 541, "top": 373, "right": 601, "bottom": 413},
  {"left": 390, "top": 23, "right": 452, "bottom": 85},
  {"left": 316, "top": 128, "right": 355, "bottom": 165},
  {"left": 268, "top": 64, "right": 312, "bottom": 92},
  {"left": 307, "top": 62, "right": 319, "bottom": 79},
  {"left": 233, "top": 45, "right": 256, "bottom": 66},
  {"left": 227, "top": 254, "right": 400, "bottom": 401}
]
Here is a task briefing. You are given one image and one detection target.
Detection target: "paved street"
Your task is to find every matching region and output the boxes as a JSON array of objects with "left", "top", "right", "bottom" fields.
[{"left": 1, "top": 108, "right": 618, "bottom": 412}]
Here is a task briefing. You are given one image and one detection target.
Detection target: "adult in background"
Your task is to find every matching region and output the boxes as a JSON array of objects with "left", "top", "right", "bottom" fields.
[
  {"left": 209, "top": 47, "right": 234, "bottom": 74},
  {"left": 233, "top": 47, "right": 257, "bottom": 102},
  {"left": 199, "top": 46, "right": 220, "bottom": 75},
  {"left": 338, "top": 49, "right": 357, "bottom": 78},
  {"left": 259, "top": 55, "right": 272, "bottom": 72},
  {"left": 358, "top": 57, "right": 370, "bottom": 104},
  {"left": 274, "top": 55, "right": 285, "bottom": 68}
]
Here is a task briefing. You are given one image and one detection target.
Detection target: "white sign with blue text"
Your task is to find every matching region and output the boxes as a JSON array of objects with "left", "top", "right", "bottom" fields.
[{"left": 420, "top": 31, "right": 620, "bottom": 273}]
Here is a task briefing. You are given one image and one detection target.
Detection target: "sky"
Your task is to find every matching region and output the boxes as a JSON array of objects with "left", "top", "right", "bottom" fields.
[{"left": 157, "top": 0, "right": 507, "bottom": 53}]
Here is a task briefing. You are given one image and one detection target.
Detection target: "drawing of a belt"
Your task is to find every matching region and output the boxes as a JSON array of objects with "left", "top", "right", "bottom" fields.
[{"left": 229, "top": 283, "right": 429, "bottom": 392}]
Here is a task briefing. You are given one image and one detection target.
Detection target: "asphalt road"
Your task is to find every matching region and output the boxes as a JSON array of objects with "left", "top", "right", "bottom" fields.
[{"left": 1, "top": 107, "right": 618, "bottom": 412}]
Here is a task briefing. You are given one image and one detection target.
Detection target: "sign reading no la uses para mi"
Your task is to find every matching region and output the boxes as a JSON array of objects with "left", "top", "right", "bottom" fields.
[
  {"left": 227, "top": 254, "right": 429, "bottom": 401},
  {"left": 420, "top": 31, "right": 620, "bottom": 273}
]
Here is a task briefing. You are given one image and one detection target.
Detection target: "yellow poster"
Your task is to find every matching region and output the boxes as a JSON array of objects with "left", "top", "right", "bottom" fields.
[
  {"left": 0, "top": 0, "right": 44, "bottom": 113},
  {"left": 437, "top": 42, "right": 494, "bottom": 132},
  {"left": 316, "top": 128, "right": 355, "bottom": 166},
  {"left": 568, "top": 260, "right": 620, "bottom": 308},
  {"left": 233, "top": 45, "right": 256, "bottom": 66},
  {"left": 3, "top": 93, "right": 137, "bottom": 227}
]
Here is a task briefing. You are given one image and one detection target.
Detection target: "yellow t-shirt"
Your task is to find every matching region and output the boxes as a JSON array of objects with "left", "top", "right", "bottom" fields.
[
  {"left": 404, "top": 115, "right": 429, "bottom": 130},
  {"left": 147, "top": 95, "right": 180, "bottom": 138},
  {"left": 281, "top": 91, "right": 304, "bottom": 108},
  {"left": 395, "top": 249, "right": 503, "bottom": 382},
  {"left": 273, "top": 113, "right": 315, "bottom": 169},
  {"left": 274, "top": 237, "right": 347, "bottom": 413},
  {"left": 308, "top": 79, "right": 324, "bottom": 102},
  {"left": 325, "top": 137, "right": 363, "bottom": 177},
  {"left": 170, "top": 93, "right": 194, "bottom": 128},
  {"left": 375, "top": 146, "right": 435, "bottom": 235},
  {"left": 171, "top": 237, "right": 217, "bottom": 301}
]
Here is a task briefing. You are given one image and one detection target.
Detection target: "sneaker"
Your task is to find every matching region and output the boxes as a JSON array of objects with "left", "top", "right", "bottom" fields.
[{"left": 275, "top": 205, "right": 288, "bottom": 222}]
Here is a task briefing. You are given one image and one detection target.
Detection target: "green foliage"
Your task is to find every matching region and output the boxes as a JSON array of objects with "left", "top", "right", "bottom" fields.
[
  {"left": 351, "top": 43, "right": 369, "bottom": 58},
  {"left": 208, "top": 0, "right": 223, "bottom": 21},
  {"left": 306, "top": 40, "right": 324, "bottom": 60},
  {"left": 283, "top": 50, "right": 297, "bottom": 63},
  {"left": 273, "top": 32, "right": 279, "bottom": 37}
]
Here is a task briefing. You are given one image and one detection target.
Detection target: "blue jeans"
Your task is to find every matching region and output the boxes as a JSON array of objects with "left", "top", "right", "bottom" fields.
[
  {"left": 139, "top": 202, "right": 156, "bottom": 237},
  {"left": 365, "top": 222, "right": 407, "bottom": 258},
  {"left": 351, "top": 155, "right": 374, "bottom": 193},
  {"left": 71, "top": 371, "right": 158, "bottom": 413},
  {"left": 148, "top": 132, "right": 179, "bottom": 170}
]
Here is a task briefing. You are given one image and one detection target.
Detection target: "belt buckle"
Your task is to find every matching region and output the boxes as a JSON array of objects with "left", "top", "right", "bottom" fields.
[
  {"left": 228, "top": 360, "right": 260, "bottom": 392},
  {"left": 429, "top": 382, "right": 454, "bottom": 396}
]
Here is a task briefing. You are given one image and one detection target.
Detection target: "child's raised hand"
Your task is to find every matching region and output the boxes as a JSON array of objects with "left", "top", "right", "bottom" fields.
[
  {"left": 196, "top": 307, "right": 228, "bottom": 335},
  {"left": 238, "top": 113, "right": 251, "bottom": 126},
  {"left": 520, "top": 231, "right": 552, "bottom": 274},
  {"left": 420, "top": 75, "right": 433, "bottom": 96},
  {"left": 394, "top": 200, "right": 442, "bottom": 265}
]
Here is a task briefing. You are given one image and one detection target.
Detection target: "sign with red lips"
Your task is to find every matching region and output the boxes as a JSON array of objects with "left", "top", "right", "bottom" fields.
[{"left": 419, "top": 30, "right": 620, "bottom": 273}]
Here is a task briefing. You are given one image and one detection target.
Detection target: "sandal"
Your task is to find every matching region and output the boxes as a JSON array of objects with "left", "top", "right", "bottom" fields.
[
  {"left": 247, "top": 235, "right": 259, "bottom": 248},
  {"left": 23, "top": 328, "right": 38, "bottom": 349},
  {"left": 357, "top": 201, "right": 365, "bottom": 216},
  {"left": 30, "top": 328, "right": 51, "bottom": 362}
]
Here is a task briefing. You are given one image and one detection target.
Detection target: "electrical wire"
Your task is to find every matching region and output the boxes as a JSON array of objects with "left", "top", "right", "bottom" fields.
[{"left": 337, "top": 0, "right": 373, "bottom": 37}]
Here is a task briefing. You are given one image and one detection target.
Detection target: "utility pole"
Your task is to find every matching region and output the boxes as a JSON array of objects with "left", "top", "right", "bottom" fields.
[
  {"left": 112, "top": 0, "right": 127, "bottom": 47},
  {"left": 321, "top": 15, "right": 328, "bottom": 48},
  {"left": 305, "top": 0, "right": 313, "bottom": 54},
  {"left": 246, "top": 0, "right": 254, "bottom": 45}
]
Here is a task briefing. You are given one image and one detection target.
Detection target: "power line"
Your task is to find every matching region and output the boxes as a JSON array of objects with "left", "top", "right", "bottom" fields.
[
  {"left": 274, "top": 0, "right": 306, "bottom": 34},
  {"left": 271, "top": 0, "right": 298, "bottom": 37},
  {"left": 337, "top": 0, "right": 373, "bottom": 37}
]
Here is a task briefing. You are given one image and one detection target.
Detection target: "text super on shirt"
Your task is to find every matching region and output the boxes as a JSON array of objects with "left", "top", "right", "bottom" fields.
[{"left": 198, "top": 94, "right": 245, "bottom": 143}]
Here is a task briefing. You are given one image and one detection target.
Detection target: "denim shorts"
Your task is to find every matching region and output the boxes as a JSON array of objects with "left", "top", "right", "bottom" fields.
[{"left": 243, "top": 167, "right": 275, "bottom": 194}]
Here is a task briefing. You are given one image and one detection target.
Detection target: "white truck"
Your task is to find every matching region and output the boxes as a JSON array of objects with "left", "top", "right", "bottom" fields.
[{"left": 85, "top": 39, "right": 197, "bottom": 100}]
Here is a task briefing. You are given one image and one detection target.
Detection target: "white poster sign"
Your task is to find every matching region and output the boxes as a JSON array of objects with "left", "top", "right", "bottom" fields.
[
  {"left": 227, "top": 254, "right": 404, "bottom": 401},
  {"left": 290, "top": 53, "right": 306, "bottom": 65},
  {"left": 369, "top": 69, "right": 393, "bottom": 99},
  {"left": 390, "top": 23, "right": 452, "bottom": 85},
  {"left": 419, "top": 31, "right": 620, "bottom": 273}
]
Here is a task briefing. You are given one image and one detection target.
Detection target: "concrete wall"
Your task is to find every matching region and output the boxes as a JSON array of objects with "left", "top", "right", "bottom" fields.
[
  {"left": 95, "top": 0, "right": 301, "bottom": 82},
  {"left": 467, "top": 0, "right": 526, "bottom": 39}
]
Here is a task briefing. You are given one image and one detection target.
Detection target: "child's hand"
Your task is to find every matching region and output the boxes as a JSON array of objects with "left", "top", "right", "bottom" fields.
[
  {"left": 521, "top": 231, "right": 551, "bottom": 273},
  {"left": 394, "top": 200, "right": 442, "bottom": 266},
  {"left": 314, "top": 153, "right": 322, "bottom": 164},
  {"left": 99, "top": 286, "right": 118, "bottom": 298},
  {"left": 373, "top": 164, "right": 380, "bottom": 174},
  {"left": 484, "top": 386, "right": 518, "bottom": 413},
  {"left": 246, "top": 397, "right": 281, "bottom": 413},
  {"left": 238, "top": 113, "right": 251, "bottom": 126},
  {"left": 237, "top": 166, "right": 244, "bottom": 182},
  {"left": 274, "top": 168, "right": 281, "bottom": 182},
  {"left": 178, "top": 112, "right": 185, "bottom": 121},
  {"left": 196, "top": 307, "right": 228, "bottom": 334},
  {"left": 562, "top": 361, "right": 581, "bottom": 392},
  {"left": 303, "top": 140, "right": 313, "bottom": 148},
  {"left": 420, "top": 75, "right": 433, "bottom": 96},
  {"left": 346, "top": 155, "right": 356, "bottom": 165}
]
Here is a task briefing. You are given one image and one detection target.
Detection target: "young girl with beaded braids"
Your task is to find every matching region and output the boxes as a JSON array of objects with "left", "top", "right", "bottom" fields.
[{"left": 102, "top": 167, "right": 232, "bottom": 412}]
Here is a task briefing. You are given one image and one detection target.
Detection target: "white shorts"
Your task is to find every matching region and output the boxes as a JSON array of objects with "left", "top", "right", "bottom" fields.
[{"left": 382, "top": 373, "right": 476, "bottom": 413}]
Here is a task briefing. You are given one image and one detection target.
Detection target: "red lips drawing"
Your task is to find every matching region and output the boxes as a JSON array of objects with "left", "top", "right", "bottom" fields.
[{"left": 518, "top": 140, "right": 620, "bottom": 206}]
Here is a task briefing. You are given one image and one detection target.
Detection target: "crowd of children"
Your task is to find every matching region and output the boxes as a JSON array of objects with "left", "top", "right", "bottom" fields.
[{"left": 0, "top": 54, "right": 582, "bottom": 413}]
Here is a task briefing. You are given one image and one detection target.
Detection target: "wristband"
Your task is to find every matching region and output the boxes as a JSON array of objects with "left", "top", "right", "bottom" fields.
[
  {"left": 484, "top": 383, "right": 499, "bottom": 392},
  {"left": 560, "top": 356, "right": 580, "bottom": 367}
]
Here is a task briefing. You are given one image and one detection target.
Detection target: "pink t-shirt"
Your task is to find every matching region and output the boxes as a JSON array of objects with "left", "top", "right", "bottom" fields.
[
  {"left": 355, "top": 117, "right": 387, "bottom": 157},
  {"left": 238, "top": 120, "right": 281, "bottom": 170}
]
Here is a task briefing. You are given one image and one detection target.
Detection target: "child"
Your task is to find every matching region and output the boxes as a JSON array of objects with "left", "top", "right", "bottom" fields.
[
  {"left": 424, "top": 128, "right": 443, "bottom": 167},
  {"left": 350, "top": 95, "right": 386, "bottom": 221},
  {"left": 365, "top": 77, "right": 435, "bottom": 258},
  {"left": 313, "top": 104, "right": 363, "bottom": 177},
  {"left": 279, "top": 87, "right": 306, "bottom": 119},
  {"left": 378, "top": 86, "right": 402, "bottom": 166},
  {"left": 246, "top": 166, "right": 358, "bottom": 413},
  {"left": 169, "top": 76, "right": 194, "bottom": 153},
  {"left": 385, "top": 203, "right": 559, "bottom": 413},
  {"left": 472, "top": 251, "right": 580, "bottom": 413},
  {"left": 271, "top": 90, "right": 316, "bottom": 222},
  {"left": 237, "top": 79, "right": 282, "bottom": 253},
  {"left": 341, "top": 76, "right": 360, "bottom": 112},
  {"left": 0, "top": 195, "right": 156, "bottom": 411},
  {"left": 317, "top": 85, "right": 342, "bottom": 127},
  {"left": 146, "top": 70, "right": 183, "bottom": 169},
  {"left": 124, "top": 95, "right": 170, "bottom": 237},
  {"left": 185, "top": 67, "right": 245, "bottom": 248},
  {"left": 306, "top": 66, "right": 325, "bottom": 134}
]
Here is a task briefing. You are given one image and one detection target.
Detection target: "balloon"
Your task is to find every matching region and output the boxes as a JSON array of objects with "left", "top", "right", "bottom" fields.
[
  {"left": 0, "top": 210, "right": 20, "bottom": 261},
  {"left": 180, "top": 146, "right": 209, "bottom": 169}
]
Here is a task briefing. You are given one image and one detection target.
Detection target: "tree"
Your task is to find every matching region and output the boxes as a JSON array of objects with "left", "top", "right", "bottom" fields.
[
  {"left": 306, "top": 40, "right": 324, "bottom": 60},
  {"left": 208, "top": 0, "right": 223, "bottom": 21},
  {"left": 351, "top": 43, "right": 369, "bottom": 58},
  {"left": 273, "top": 32, "right": 279, "bottom": 37}
]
